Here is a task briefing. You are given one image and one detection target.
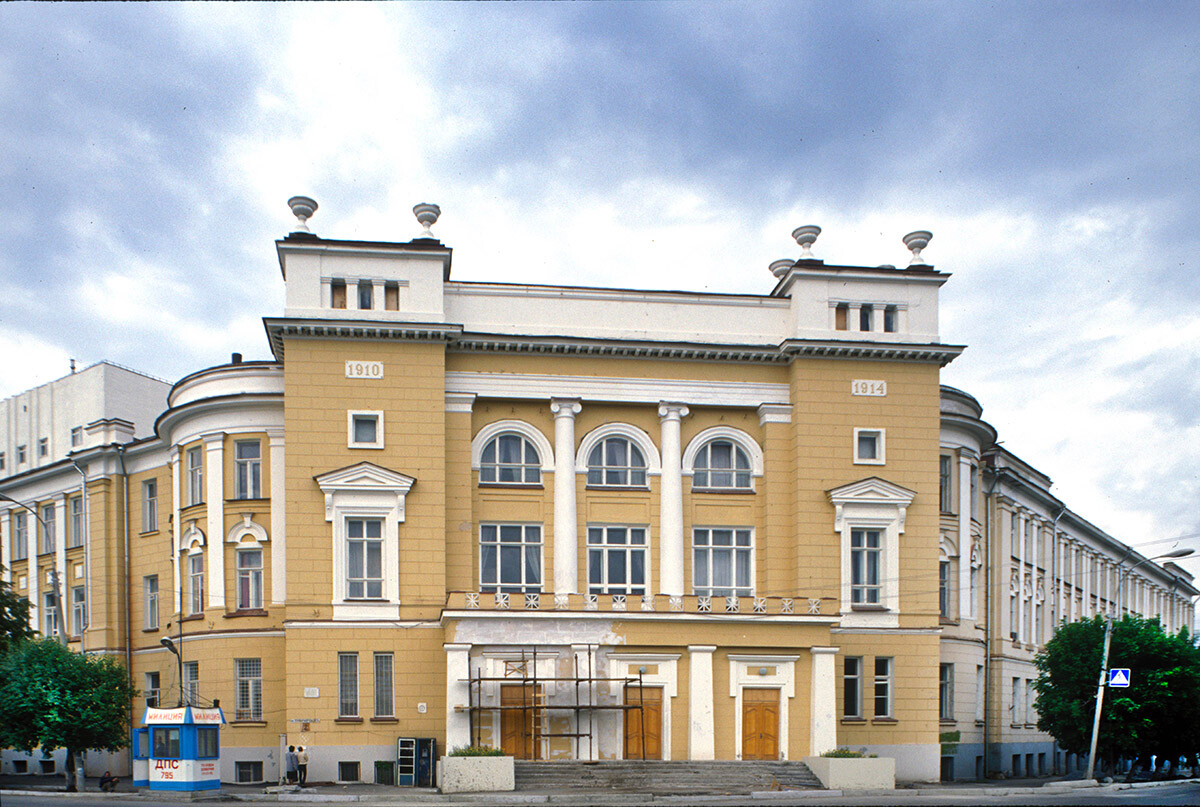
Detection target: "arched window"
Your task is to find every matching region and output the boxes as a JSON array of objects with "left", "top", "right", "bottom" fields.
[
  {"left": 692, "top": 440, "right": 751, "bottom": 489},
  {"left": 480, "top": 434, "right": 541, "bottom": 484},
  {"left": 587, "top": 436, "right": 647, "bottom": 487}
]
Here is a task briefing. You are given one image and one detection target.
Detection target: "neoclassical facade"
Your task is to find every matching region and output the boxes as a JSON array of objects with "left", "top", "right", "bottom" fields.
[{"left": 1, "top": 204, "right": 1191, "bottom": 785}]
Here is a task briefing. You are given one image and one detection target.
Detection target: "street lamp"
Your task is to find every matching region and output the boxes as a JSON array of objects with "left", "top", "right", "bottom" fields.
[
  {"left": 1085, "top": 547, "right": 1194, "bottom": 780},
  {"left": 160, "top": 636, "right": 185, "bottom": 707},
  {"left": 0, "top": 492, "right": 68, "bottom": 647}
]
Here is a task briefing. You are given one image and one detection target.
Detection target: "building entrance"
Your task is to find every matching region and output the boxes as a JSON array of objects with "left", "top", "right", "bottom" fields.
[
  {"left": 623, "top": 686, "right": 663, "bottom": 759},
  {"left": 741, "top": 688, "right": 780, "bottom": 760},
  {"left": 500, "top": 685, "right": 542, "bottom": 759}
]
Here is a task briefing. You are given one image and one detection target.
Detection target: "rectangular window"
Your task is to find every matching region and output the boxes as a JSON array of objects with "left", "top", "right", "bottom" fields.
[
  {"left": 357, "top": 280, "right": 374, "bottom": 310},
  {"left": 235, "top": 658, "right": 262, "bottom": 721},
  {"left": 196, "top": 727, "right": 219, "bottom": 759},
  {"left": 834, "top": 303, "right": 848, "bottom": 330},
  {"left": 142, "top": 480, "right": 158, "bottom": 531},
  {"left": 1011, "top": 677, "right": 1020, "bottom": 724},
  {"left": 38, "top": 437, "right": 48, "bottom": 457},
  {"left": 479, "top": 523, "right": 542, "bottom": 593},
  {"left": 236, "top": 761, "right": 264, "bottom": 784},
  {"left": 145, "top": 671, "right": 161, "bottom": 709},
  {"left": 330, "top": 278, "right": 347, "bottom": 309},
  {"left": 384, "top": 281, "right": 400, "bottom": 310},
  {"left": 17, "top": 444, "right": 27, "bottom": 464},
  {"left": 346, "top": 519, "right": 383, "bottom": 599},
  {"left": 12, "top": 512, "right": 27, "bottom": 561},
  {"left": 939, "top": 455, "right": 954, "bottom": 513},
  {"left": 40, "top": 504, "right": 55, "bottom": 554},
  {"left": 1025, "top": 679, "right": 1034, "bottom": 724},
  {"left": 692, "top": 528, "right": 753, "bottom": 597},
  {"left": 939, "top": 663, "right": 954, "bottom": 720},
  {"left": 237, "top": 549, "right": 263, "bottom": 610},
  {"left": 374, "top": 652, "right": 394, "bottom": 718},
  {"left": 874, "top": 657, "right": 893, "bottom": 718},
  {"left": 338, "top": 761, "right": 360, "bottom": 782},
  {"left": 188, "top": 553, "right": 204, "bottom": 614},
  {"left": 976, "top": 665, "right": 985, "bottom": 722},
  {"left": 587, "top": 526, "right": 647, "bottom": 596},
  {"left": 843, "top": 656, "right": 862, "bottom": 718},
  {"left": 939, "top": 560, "right": 951, "bottom": 618},
  {"left": 851, "top": 529, "right": 882, "bottom": 605},
  {"left": 71, "top": 586, "right": 86, "bottom": 635},
  {"left": 71, "top": 427, "right": 82, "bottom": 447},
  {"left": 153, "top": 727, "right": 181, "bottom": 759},
  {"left": 183, "top": 661, "right": 199, "bottom": 706},
  {"left": 338, "top": 653, "right": 359, "bottom": 718},
  {"left": 0, "top": 451, "right": 6, "bottom": 470},
  {"left": 970, "top": 466, "right": 979, "bottom": 520},
  {"left": 853, "top": 428, "right": 885, "bottom": 464},
  {"left": 186, "top": 447, "right": 203, "bottom": 505},
  {"left": 883, "top": 305, "right": 897, "bottom": 332},
  {"left": 144, "top": 575, "right": 159, "bottom": 629},
  {"left": 43, "top": 591, "right": 59, "bottom": 637},
  {"left": 859, "top": 304, "right": 873, "bottom": 331},
  {"left": 234, "top": 441, "right": 262, "bottom": 499},
  {"left": 348, "top": 411, "right": 383, "bottom": 449},
  {"left": 68, "top": 497, "right": 84, "bottom": 547}
]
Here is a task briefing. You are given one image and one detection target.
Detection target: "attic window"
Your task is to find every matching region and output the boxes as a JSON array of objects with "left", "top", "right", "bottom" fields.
[
  {"left": 357, "top": 280, "right": 373, "bottom": 310},
  {"left": 384, "top": 282, "right": 399, "bottom": 311},
  {"left": 835, "top": 304, "right": 849, "bottom": 330},
  {"left": 331, "top": 279, "right": 347, "bottom": 309},
  {"left": 884, "top": 306, "right": 897, "bottom": 333}
]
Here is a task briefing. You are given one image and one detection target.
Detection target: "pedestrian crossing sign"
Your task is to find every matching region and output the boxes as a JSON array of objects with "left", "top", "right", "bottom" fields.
[{"left": 1108, "top": 668, "right": 1131, "bottom": 687}]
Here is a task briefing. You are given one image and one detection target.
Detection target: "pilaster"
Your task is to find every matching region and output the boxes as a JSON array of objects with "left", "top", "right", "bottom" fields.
[
  {"left": 659, "top": 403, "right": 689, "bottom": 597},
  {"left": 550, "top": 398, "right": 581, "bottom": 594},
  {"left": 203, "top": 433, "right": 226, "bottom": 609}
]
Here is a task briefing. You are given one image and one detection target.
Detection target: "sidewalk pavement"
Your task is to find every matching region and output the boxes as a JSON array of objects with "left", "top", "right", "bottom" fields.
[{"left": 3, "top": 773, "right": 1198, "bottom": 803}]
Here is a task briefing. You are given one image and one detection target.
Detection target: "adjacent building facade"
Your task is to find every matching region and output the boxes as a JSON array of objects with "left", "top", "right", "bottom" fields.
[{"left": 0, "top": 204, "right": 1193, "bottom": 784}]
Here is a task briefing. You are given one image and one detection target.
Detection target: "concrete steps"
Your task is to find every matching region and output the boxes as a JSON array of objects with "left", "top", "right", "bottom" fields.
[{"left": 514, "top": 760, "right": 823, "bottom": 794}]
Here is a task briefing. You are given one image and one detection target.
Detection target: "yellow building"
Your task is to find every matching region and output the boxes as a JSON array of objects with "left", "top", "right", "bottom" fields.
[{"left": 2, "top": 204, "right": 963, "bottom": 783}]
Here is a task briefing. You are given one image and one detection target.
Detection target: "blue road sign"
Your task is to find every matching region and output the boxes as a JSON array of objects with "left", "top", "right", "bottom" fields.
[{"left": 1108, "top": 668, "right": 1131, "bottom": 688}]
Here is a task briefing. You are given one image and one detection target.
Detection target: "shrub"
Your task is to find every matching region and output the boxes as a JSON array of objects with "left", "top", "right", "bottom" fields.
[
  {"left": 448, "top": 745, "right": 507, "bottom": 757},
  {"left": 821, "top": 747, "right": 866, "bottom": 758}
]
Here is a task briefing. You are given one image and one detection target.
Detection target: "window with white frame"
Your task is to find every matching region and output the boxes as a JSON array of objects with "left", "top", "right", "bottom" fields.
[
  {"left": 851, "top": 529, "right": 882, "bottom": 605},
  {"left": 480, "top": 433, "right": 541, "bottom": 485},
  {"left": 71, "top": 427, "right": 82, "bottom": 447},
  {"left": 1010, "top": 677, "right": 1020, "bottom": 724},
  {"left": 40, "top": 504, "right": 55, "bottom": 554},
  {"left": 1025, "top": 679, "right": 1034, "bottom": 724},
  {"left": 586, "top": 436, "right": 647, "bottom": 487},
  {"left": 17, "top": 444, "right": 27, "bottom": 464},
  {"left": 843, "top": 656, "right": 862, "bottom": 718},
  {"left": 338, "top": 653, "right": 358, "bottom": 717},
  {"left": 71, "top": 586, "right": 86, "bottom": 635},
  {"left": 347, "top": 411, "right": 383, "bottom": 449},
  {"left": 479, "top": 524, "right": 542, "bottom": 593},
  {"left": 346, "top": 519, "right": 383, "bottom": 599},
  {"left": 234, "top": 441, "right": 262, "bottom": 499},
  {"left": 183, "top": 661, "right": 199, "bottom": 706},
  {"left": 187, "top": 553, "right": 204, "bottom": 614},
  {"left": 874, "top": 657, "right": 893, "bottom": 718},
  {"left": 43, "top": 591, "right": 59, "bottom": 637},
  {"left": 145, "top": 671, "right": 160, "bottom": 709},
  {"left": 237, "top": 549, "right": 263, "bottom": 610},
  {"left": 11, "top": 512, "right": 27, "bottom": 561},
  {"left": 692, "top": 528, "right": 753, "bottom": 597},
  {"left": 939, "top": 663, "right": 954, "bottom": 720},
  {"left": 0, "top": 451, "right": 5, "bottom": 470},
  {"left": 975, "top": 665, "right": 985, "bottom": 722},
  {"left": 939, "top": 455, "right": 954, "bottom": 512},
  {"left": 144, "top": 575, "right": 159, "bottom": 629},
  {"left": 692, "top": 440, "right": 751, "bottom": 489},
  {"left": 142, "top": 479, "right": 157, "bottom": 532},
  {"left": 235, "top": 658, "right": 262, "bottom": 721},
  {"left": 374, "top": 652, "right": 394, "bottom": 717},
  {"left": 587, "top": 526, "right": 647, "bottom": 595},
  {"left": 38, "top": 437, "right": 48, "bottom": 457},
  {"left": 186, "top": 447, "right": 204, "bottom": 505},
  {"left": 68, "top": 496, "right": 83, "bottom": 547},
  {"left": 357, "top": 280, "right": 373, "bottom": 310},
  {"left": 853, "top": 428, "right": 885, "bottom": 465},
  {"left": 939, "top": 560, "right": 951, "bottom": 618}
]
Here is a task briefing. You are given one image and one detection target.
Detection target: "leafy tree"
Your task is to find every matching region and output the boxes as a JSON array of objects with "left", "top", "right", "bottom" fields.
[
  {"left": 1034, "top": 615, "right": 1200, "bottom": 776},
  {"left": 0, "top": 563, "right": 35, "bottom": 654},
  {"left": 0, "top": 639, "right": 137, "bottom": 791}
]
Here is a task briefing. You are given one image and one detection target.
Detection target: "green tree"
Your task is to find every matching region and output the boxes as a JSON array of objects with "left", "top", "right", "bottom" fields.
[
  {"left": 1034, "top": 615, "right": 1200, "bottom": 775},
  {"left": 0, "top": 639, "right": 137, "bottom": 791},
  {"left": 0, "top": 563, "right": 35, "bottom": 654}
]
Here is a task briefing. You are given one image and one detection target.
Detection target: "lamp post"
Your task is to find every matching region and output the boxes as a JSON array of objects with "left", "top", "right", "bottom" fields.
[
  {"left": 161, "top": 636, "right": 185, "bottom": 707},
  {"left": 1085, "top": 547, "right": 1194, "bottom": 780},
  {"left": 0, "top": 492, "right": 68, "bottom": 648}
]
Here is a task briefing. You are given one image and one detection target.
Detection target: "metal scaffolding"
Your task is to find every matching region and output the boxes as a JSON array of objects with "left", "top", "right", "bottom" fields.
[{"left": 463, "top": 645, "right": 649, "bottom": 761}]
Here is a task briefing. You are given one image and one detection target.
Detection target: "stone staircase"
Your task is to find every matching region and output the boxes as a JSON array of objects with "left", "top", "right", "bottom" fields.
[{"left": 514, "top": 760, "right": 824, "bottom": 794}]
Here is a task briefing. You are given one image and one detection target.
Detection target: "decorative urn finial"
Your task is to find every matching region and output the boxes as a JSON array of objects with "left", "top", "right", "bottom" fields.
[
  {"left": 902, "top": 230, "right": 933, "bottom": 265},
  {"left": 287, "top": 196, "right": 318, "bottom": 233},
  {"left": 769, "top": 259, "right": 795, "bottom": 278},
  {"left": 413, "top": 203, "right": 441, "bottom": 238},
  {"left": 791, "top": 225, "right": 822, "bottom": 260}
]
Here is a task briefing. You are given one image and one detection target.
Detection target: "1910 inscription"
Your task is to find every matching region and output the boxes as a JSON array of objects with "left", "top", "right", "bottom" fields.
[{"left": 346, "top": 361, "right": 383, "bottom": 379}]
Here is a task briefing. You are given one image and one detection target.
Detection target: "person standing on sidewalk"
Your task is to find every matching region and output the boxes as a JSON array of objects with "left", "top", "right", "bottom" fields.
[
  {"left": 297, "top": 746, "right": 309, "bottom": 786},
  {"left": 285, "top": 745, "right": 298, "bottom": 784}
]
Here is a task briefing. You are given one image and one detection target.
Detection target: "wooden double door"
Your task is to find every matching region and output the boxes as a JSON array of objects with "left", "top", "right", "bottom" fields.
[
  {"left": 623, "top": 687, "right": 664, "bottom": 760},
  {"left": 500, "top": 685, "right": 542, "bottom": 760},
  {"left": 741, "top": 688, "right": 780, "bottom": 760}
]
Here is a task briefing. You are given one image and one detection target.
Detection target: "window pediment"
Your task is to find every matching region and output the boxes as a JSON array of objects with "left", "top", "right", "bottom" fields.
[
  {"left": 828, "top": 476, "right": 915, "bottom": 532},
  {"left": 315, "top": 462, "right": 415, "bottom": 522}
]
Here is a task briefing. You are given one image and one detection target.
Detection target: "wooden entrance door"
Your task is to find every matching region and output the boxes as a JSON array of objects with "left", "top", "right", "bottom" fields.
[
  {"left": 500, "top": 685, "right": 541, "bottom": 760},
  {"left": 741, "top": 688, "right": 780, "bottom": 760},
  {"left": 624, "top": 687, "right": 663, "bottom": 760}
]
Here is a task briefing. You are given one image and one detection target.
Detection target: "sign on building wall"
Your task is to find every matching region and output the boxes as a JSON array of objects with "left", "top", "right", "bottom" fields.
[
  {"left": 852, "top": 380, "right": 887, "bottom": 396},
  {"left": 346, "top": 361, "right": 384, "bottom": 379}
]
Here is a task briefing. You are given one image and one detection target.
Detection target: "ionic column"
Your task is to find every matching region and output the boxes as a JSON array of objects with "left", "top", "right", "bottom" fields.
[
  {"left": 659, "top": 403, "right": 690, "bottom": 597},
  {"left": 848, "top": 304, "right": 863, "bottom": 332},
  {"left": 267, "top": 428, "right": 287, "bottom": 606},
  {"left": 445, "top": 644, "right": 472, "bottom": 750},
  {"left": 203, "top": 433, "right": 226, "bottom": 609},
  {"left": 550, "top": 398, "right": 582, "bottom": 594},
  {"left": 688, "top": 645, "right": 715, "bottom": 760},
  {"left": 810, "top": 647, "right": 839, "bottom": 756}
]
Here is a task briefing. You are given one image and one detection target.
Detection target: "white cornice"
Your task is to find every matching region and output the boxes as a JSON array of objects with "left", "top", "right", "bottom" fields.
[{"left": 445, "top": 371, "right": 790, "bottom": 408}]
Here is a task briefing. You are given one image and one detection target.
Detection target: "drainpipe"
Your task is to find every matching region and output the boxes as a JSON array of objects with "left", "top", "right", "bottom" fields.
[
  {"left": 116, "top": 446, "right": 133, "bottom": 757},
  {"left": 981, "top": 466, "right": 1000, "bottom": 777}
]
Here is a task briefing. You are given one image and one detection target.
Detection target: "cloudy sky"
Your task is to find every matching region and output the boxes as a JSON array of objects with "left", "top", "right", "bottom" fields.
[{"left": 2, "top": 2, "right": 1199, "bottom": 576}]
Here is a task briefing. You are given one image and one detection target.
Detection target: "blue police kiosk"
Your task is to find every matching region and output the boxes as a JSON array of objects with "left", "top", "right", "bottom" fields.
[{"left": 134, "top": 706, "right": 225, "bottom": 791}]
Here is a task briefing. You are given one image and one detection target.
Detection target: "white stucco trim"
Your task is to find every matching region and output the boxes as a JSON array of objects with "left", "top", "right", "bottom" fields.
[
  {"left": 226, "top": 514, "right": 269, "bottom": 544},
  {"left": 470, "top": 420, "right": 555, "bottom": 473},
  {"left": 445, "top": 371, "right": 790, "bottom": 408},
  {"left": 608, "top": 653, "right": 680, "bottom": 760},
  {"left": 728, "top": 654, "right": 799, "bottom": 760},
  {"left": 575, "top": 422, "right": 662, "bottom": 476},
  {"left": 681, "top": 426, "right": 765, "bottom": 478},
  {"left": 180, "top": 520, "right": 205, "bottom": 552}
]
